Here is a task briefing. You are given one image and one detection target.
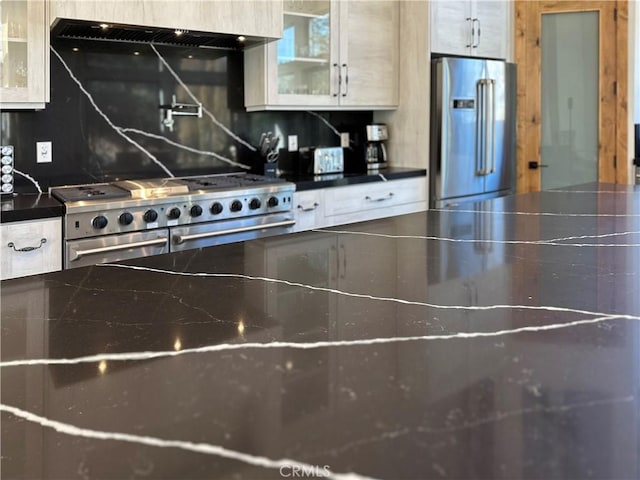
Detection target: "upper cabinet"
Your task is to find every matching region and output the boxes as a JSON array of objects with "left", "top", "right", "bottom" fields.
[
  {"left": 430, "top": 0, "right": 508, "bottom": 59},
  {"left": 244, "top": 0, "right": 399, "bottom": 111},
  {"left": 48, "top": 1, "right": 283, "bottom": 39},
  {"left": 0, "top": 0, "right": 49, "bottom": 109}
]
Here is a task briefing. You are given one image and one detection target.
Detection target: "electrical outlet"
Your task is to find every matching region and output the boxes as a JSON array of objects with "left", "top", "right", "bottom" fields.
[
  {"left": 340, "top": 132, "right": 350, "bottom": 148},
  {"left": 36, "top": 141, "right": 52, "bottom": 163},
  {"left": 288, "top": 135, "right": 298, "bottom": 152}
]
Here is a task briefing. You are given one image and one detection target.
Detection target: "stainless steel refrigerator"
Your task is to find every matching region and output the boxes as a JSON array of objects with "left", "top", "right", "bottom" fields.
[{"left": 430, "top": 57, "right": 517, "bottom": 208}]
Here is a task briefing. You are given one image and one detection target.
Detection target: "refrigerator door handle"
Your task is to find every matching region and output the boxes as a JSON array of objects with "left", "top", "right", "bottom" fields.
[
  {"left": 475, "top": 80, "right": 485, "bottom": 176},
  {"left": 485, "top": 79, "right": 496, "bottom": 174}
]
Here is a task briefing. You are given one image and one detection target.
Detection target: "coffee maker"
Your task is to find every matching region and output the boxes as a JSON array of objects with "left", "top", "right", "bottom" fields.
[{"left": 365, "top": 124, "right": 388, "bottom": 170}]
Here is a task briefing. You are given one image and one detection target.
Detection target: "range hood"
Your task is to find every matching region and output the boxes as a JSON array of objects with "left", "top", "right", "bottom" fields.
[{"left": 51, "top": 18, "right": 268, "bottom": 50}]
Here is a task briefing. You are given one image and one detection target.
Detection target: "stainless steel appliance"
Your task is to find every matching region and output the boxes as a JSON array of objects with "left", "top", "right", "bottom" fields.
[
  {"left": 430, "top": 57, "right": 516, "bottom": 208},
  {"left": 365, "top": 124, "right": 388, "bottom": 170},
  {"left": 297, "top": 146, "right": 344, "bottom": 175},
  {"left": 51, "top": 173, "right": 296, "bottom": 269}
]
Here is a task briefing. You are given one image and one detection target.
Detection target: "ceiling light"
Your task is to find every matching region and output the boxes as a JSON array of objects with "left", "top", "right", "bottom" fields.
[
  {"left": 175, "top": 29, "right": 184, "bottom": 36},
  {"left": 99, "top": 23, "right": 110, "bottom": 30},
  {"left": 72, "top": 47, "right": 79, "bottom": 52},
  {"left": 237, "top": 35, "right": 246, "bottom": 43},
  {"left": 133, "top": 51, "right": 140, "bottom": 56}
]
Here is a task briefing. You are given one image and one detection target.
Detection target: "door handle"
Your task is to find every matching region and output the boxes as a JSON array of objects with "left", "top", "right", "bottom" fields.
[
  {"left": 473, "top": 18, "right": 481, "bottom": 48},
  {"left": 528, "top": 161, "right": 549, "bottom": 170},
  {"left": 173, "top": 220, "right": 296, "bottom": 244},
  {"left": 333, "top": 63, "right": 341, "bottom": 97},
  {"left": 465, "top": 17, "right": 473, "bottom": 48},
  {"left": 341, "top": 64, "right": 348, "bottom": 97},
  {"left": 475, "top": 80, "right": 485, "bottom": 175}
]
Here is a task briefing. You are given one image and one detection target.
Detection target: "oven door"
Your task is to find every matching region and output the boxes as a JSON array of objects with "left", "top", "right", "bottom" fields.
[
  {"left": 171, "top": 213, "right": 295, "bottom": 252},
  {"left": 65, "top": 229, "right": 170, "bottom": 269}
]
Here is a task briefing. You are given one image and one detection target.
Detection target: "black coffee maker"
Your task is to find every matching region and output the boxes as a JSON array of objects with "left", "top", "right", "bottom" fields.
[{"left": 364, "top": 124, "right": 388, "bottom": 170}]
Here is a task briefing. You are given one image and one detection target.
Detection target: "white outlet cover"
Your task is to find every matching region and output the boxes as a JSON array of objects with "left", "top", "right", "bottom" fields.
[
  {"left": 36, "top": 141, "right": 52, "bottom": 163},
  {"left": 287, "top": 135, "right": 298, "bottom": 152},
  {"left": 340, "top": 132, "right": 350, "bottom": 148}
]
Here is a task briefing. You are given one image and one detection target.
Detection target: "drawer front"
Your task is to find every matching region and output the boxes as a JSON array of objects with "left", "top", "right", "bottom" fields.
[
  {"left": 325, "top": 177, "right": 427, "bottom": 217},
  {"left": 1, "top": 217, "right": 62, "bottom": 280},
  {"left": 293, "top": 190, "right": 326, "bottom": 232}
]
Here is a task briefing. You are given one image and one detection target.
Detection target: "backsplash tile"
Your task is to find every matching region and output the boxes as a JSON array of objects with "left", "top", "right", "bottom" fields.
[{"left": 1, "top": 38, "right": 371, "bottom": 192}]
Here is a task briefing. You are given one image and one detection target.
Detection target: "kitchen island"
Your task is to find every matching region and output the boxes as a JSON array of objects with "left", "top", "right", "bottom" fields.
[{"left": 2, "top": 183, "right": 639, "bottom": 479}]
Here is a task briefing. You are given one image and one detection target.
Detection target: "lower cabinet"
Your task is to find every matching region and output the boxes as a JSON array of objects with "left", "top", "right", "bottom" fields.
[
  {"left": 293, "top": 176, "right": 427, "bottom": 232},
  {"left": 1, "top": 217, "right": 62, "bottom": 280}
]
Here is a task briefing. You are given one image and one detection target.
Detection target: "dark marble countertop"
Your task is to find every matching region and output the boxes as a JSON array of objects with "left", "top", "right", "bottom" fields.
[
  {"left": 281, "top": 167, "right": 427, "bottom": 191},
  {"left": 2, "top": 182, "right": 639, "bottom": 479},
  {"left": 0, "top": 193, "right": 64, "bottom": 223}
]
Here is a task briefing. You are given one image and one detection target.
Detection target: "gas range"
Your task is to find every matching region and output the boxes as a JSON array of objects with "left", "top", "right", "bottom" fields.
[{"left": 51, "top": 173, "right": 296, "bottom": 268}]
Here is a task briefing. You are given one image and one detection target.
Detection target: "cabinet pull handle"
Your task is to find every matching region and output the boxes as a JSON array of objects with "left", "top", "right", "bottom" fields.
[
  {"left": 341, "top": 63, "right": 348, "bottom": 97},
  {"left": 333, "top": 63, "right": 340, "bottom": 97},
  {"left": 365, "top": 193, "right": 394, "bottom": 202},
  {"left": 297, "top": 202, "right": 319, "bottom": 212},
  {"left": 7, "top": 238, "right": 46, "bottom": 252},
  {"left": 473, "top": 18, "right": 481, "bottom": 48},
  {"left": 465, "top": 17, "right": 473, "bottom": 48}
]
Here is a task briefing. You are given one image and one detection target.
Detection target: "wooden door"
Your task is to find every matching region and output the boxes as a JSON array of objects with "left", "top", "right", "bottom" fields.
[{"left": 515, "top": 0, "right": 628, "bottom": 192}]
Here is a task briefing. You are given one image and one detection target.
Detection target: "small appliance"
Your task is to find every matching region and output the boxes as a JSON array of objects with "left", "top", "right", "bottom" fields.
[
  {"left": 298, "top": 146, "right": 344, "bottom": 175},
  {"left": 365, "top": 124, "right": 388, "bottom": 170}
]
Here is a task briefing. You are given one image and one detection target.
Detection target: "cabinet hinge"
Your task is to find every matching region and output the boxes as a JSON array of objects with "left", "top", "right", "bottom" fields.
[{"left": 613, "top": 81, "right": 617, "bottom": 96}]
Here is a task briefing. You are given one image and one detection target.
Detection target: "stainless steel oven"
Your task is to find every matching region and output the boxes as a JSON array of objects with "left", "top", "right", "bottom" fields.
[{"left": 51, "top": 173, "right": 296, "bottom": 269}]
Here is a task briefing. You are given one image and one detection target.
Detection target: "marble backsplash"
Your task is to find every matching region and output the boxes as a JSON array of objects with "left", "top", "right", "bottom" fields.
[{"left": 1, "top": 38, "right": 372, "bottom": 192}]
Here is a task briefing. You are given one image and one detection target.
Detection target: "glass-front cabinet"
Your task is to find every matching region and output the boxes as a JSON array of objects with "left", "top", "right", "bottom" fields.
[
  {"left": 277, "top": 1, "right": 336, "bottom": 100},
  {"left": 244, "top": 0, "right": 398, "bottom": 111},
  {"left": 0, "top": 0, "right": 49, "bottom": 109}
]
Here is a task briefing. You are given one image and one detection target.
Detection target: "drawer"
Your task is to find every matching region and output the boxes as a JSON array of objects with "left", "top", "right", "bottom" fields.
[
  {"left": 1, "top": 217, "right": 62, "bottom": 280},
  {"left": 293, "top": 189, "right": 326, "bottom": 232},
  {"left": 324, "top": 177, "right": 427, "bottom": 217}
]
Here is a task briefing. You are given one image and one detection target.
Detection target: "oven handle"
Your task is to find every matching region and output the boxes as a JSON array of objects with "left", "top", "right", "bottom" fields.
[
  {"left": 173, "top": 219, "right": 296, "bottom": 245},
  {"left": 69, "top": 237, "right": 168, "bottom": 262}
]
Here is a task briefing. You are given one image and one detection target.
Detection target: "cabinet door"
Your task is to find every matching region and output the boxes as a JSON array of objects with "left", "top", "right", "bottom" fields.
[
  {"left": 293, "top": 189, "right": 326, "bottom": 232},
  {"left": 430, "top": 0, "right": 471, "bottom": 56},
  {"left": 472, "top": 1, "right": 508, "bottom": 59},
  {"left": 0, "top": 0, "right": 48, "bottom": 109},
  {"left": 245, "top": 0, "right": 340, "bottom": 110},
  {"left": 1, "top": 217, "right": 62, "bottom": 280},
  {"left": 339, "top": 0, "right": 399, "bottom": 108}
]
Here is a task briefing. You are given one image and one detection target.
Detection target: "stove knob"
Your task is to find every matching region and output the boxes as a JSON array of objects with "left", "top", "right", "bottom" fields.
[
  {"left": 267, "top": 196, "right": 279, "bottom": 207},
  {"left": 230, "top": 200, "right": 243, "bottom": 212},
  {"left": 119, "top": 212, "right": 134, "bottom": 225},
  {"left": 190, "top": 205, "right": 203, "bottom": 217},
  {"left": 143, "top": 209, "right": 158, "bottom": 223},
  {"left": 249, "top": 198, "right": 261, "bottom": 210},
  {"left": 167, "top": 207, "right": 181, "bottom": 220},
  {"left": 210, "top": 202, "right": 224, "bottom": 215},
  {"left": 92, "top": 215, "right": 108, "bottom": 230}
]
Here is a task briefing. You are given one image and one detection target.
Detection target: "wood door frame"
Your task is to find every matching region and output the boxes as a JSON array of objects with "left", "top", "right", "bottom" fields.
[{"left": 515, "top": 0, "right": 628, "bottom": 192}]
